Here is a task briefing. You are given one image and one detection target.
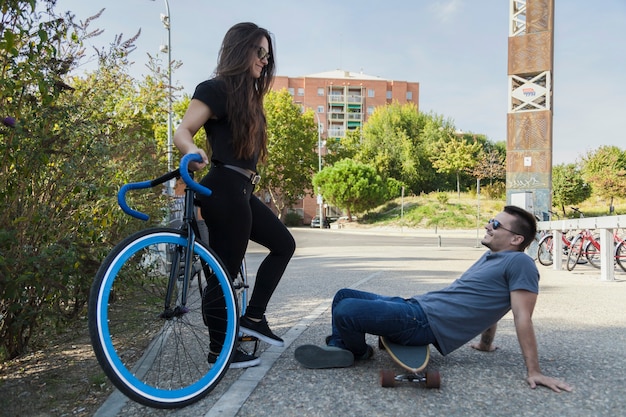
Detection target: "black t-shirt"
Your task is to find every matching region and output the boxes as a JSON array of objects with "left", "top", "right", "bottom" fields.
[{"left": 192, "top": 78, "right": 258, "bottom": 171}]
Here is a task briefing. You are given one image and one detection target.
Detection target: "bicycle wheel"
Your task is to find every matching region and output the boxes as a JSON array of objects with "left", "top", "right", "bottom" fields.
[
  {"left": 615, "top": 240, "right": 626, "bottom": 273},
  {"left": 88, "top": 228, "right": 238, "bottom": 409},
  {"left": 584, "top": 238, "right": 601, "bottom": 269},
  {"left": 536, "top": 234, "right": 554, "bottom": 266},
  {"left": 566, "top": 235, "right": 583, "bottom": 271},
  {"left": 528, "top": 234, "right": 541, "bottom": 260}
]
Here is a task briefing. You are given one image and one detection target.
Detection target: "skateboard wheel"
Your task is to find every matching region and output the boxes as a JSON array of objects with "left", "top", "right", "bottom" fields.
[
  {"left": 380, "top": 369, "right": 396, "bottom": 387},
  {"left": 425, "top": 370, "right": 441, "bottom": 388}
]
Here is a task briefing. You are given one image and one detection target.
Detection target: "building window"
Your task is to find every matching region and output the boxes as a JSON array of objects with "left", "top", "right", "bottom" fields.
[
  {"left": 288, "top": 88, "right": 295, "bottom": 96},
  {"left": 317, "top": 105, "right": 324, "bottom": 113},
  {"left": 367, "top": 106, "right": 375, "bottom": 115},
  {"left": 297, "top": 88, "right": 305, "bottom": 96},
  {"left": 368, "top": 89, "right": 375, "bottom": 98},
  {"left": 406, "top": 91, "right": 413, "bottom": 100},
  {"left": 386, "top": 91, "right": 392, "bottom": 99},
  {"left": 317, "top": 87, "right": 324, "bottom": 96}
]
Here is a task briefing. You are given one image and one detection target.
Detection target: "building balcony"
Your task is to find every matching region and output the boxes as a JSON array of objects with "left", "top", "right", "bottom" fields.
[{"left": 328, "top": 128, "right": 345, "bottom": 137}]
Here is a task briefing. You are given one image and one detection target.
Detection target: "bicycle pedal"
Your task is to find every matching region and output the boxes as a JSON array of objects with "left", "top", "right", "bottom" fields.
[{"left": 233, "top": 283, "right": 250, "bottom": 290}]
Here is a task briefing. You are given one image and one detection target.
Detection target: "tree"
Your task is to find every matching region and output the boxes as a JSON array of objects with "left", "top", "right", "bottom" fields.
[
  {"left": 0, "top": 2, "right": 170, "bottom": 359},
  {"left": 430, "top": 134, "right": 482, "bottom": 199},
  {"left": 324, "top": 128, "right": 360, "bottom": 166},
  {"left": 580, "top": 146, "right": 626, "bottom": 213},
  {"left": 469, "top": 148, "right": 506, "bottom": 186},
  {"left": 313, "top": 159, "right": 387, "bottom": 218},
  {"left": 355, "top": 103, "right": 427, "bottom": 192},
  {"left": 552, "top": 163, "right": 591, "bottom": 217},
  {"left": 257, "top": 89, "right": 318, "bottom": 217}
]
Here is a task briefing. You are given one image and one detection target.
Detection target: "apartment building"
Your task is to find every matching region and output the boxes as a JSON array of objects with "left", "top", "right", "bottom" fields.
[
  {"left": 270, "top": 69, "right": 420, "bottom": 225},
  {"left": 273, "top": 69, "right": 419, "bottom": 141}
]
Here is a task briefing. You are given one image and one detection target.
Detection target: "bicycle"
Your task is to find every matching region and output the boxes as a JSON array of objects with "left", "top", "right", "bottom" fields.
[
  {"left": 615, "top": 237, "right": 626, "bottom": 273},
  {"left": 536, "top": 231, "right": 575, "bottom": 267},
  {"left": 535, "top": 210, "right": 576, "bottom": 267},
  {"left": 565, "top": 207, "right": 626, "bottom": 271},
  {"left": 88, "top": 154, "right": 245, "bottom": 409},
  {"left": 579, "top": 228, "right": 626, "bottom": 270}
]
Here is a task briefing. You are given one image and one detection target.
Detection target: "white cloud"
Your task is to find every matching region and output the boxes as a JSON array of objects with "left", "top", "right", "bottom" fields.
[{"left": 430, "top": 0, "right": 463, "bottom": 23}]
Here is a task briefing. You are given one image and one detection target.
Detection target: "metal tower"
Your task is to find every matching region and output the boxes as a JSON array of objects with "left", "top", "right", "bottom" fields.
[{"left": 506, "top": 0, "right": 555, "bottom": 220}]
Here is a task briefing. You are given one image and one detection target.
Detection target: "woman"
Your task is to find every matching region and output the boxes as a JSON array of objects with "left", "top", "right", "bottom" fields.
[{"left": 174, "top": 22, "right": 295, "bottom": 368}]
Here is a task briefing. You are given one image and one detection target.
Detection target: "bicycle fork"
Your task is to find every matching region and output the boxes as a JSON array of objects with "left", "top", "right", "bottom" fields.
[{"left": 161, "top": 187, "right": 197, "bottom": 320}]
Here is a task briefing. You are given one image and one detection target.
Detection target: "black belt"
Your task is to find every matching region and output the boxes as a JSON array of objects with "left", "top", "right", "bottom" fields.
[{"left": 222, "top": 164, "right": 261, "bottom": 185}]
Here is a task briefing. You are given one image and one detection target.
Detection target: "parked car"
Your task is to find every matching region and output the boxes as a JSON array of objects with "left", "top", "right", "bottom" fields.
[{"left": 310, "top": 216, "right": 338, "bottom": 228}]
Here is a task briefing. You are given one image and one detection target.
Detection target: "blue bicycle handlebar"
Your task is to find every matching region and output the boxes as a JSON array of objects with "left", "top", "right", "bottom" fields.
[
  {"left": 180, "top": 153, "right": 213, "bottom": 198},
  {"left": 117, "top": 181, "right": 153, "bottom": 221},
  {"left": 117, "top": 154, "right": 212, "bottom": 221}
]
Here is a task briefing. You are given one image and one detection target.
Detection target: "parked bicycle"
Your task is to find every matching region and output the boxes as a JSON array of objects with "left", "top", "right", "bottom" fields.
[
  {"left": 566, "top": 207, "right": 626, "bottom": 272},
  {"left": 535, "top": 210, "right": 575, "bottom": 267},
  {"left": 576, "top": 228, "right": 626, "bottom": 270},
  {"left": 615, "top": 237, "right": 626, "bottom": 273},
  {"left": 88, "top": 154, "right": 248, "bottom": 409},
  {"left": 536, "top": 231, "right": 575, "bottom": 267}
]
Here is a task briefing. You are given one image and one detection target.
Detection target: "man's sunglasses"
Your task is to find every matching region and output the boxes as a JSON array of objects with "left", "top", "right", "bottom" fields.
[
  {"left": 256, "top": 46, "right": 270, "bottom": 61},
  {"left": 488, "top": 219, "right": 521, "bottom": 235}
]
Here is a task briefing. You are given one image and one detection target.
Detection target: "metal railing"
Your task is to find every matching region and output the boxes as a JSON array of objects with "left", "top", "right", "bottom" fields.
[{"left": 537, "top": 215, "right": 626, "bottom": 281}]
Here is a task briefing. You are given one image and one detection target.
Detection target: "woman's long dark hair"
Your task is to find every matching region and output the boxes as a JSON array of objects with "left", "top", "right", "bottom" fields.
[{"left": 215, "top": 22, "right": 275, "bottom": 162}]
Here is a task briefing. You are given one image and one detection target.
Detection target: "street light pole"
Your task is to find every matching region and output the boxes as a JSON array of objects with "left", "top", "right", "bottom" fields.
[
  {"left": 315, "top": 112, "right": 323, "bottom": 229},
  {"left": 161, "top": 0, "right": 173, "bottom": 196},
  {"left": 152, "top": 0, "right": 173, "bottom": 196}
]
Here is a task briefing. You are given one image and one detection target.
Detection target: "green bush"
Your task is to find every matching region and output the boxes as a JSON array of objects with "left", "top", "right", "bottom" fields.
[
  {"left": 436, "top": 192, "right": 449, "bottom": 204},
  {"left": 482, "top": 182, "right": 506, "bottom": 199},
  {"left": 0, "top": 4, "right": 168, "bottom": 360},
  {"left": 283, "top": 211, "right": 303, "bottom": 227}
]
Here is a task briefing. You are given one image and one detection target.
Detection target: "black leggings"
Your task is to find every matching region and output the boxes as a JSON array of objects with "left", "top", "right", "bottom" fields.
[{"left": 199, "top": 165, "right": 295, "bottom": 349}]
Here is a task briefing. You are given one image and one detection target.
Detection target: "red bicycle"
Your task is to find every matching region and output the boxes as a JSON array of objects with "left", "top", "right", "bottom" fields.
[
  {"left": 566, "top": 208, "right": 626, "bottom": 272},
  {"left": 535, "top": 210, "right": 575, "bottom": 267}
]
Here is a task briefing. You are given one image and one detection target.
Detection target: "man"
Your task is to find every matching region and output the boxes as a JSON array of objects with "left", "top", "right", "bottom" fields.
[{"left": 295, "top": 205, "right": 572, "bottom": 393}]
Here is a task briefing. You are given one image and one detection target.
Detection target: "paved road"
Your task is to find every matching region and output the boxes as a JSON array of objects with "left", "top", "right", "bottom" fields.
[{"left": 96, "top": 227, "right": 626, "bottom": 417}]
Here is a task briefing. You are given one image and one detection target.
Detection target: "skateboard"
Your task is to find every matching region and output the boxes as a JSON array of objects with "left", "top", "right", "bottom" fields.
[{"left": 378, "top": 337, "right": 441, "bottom": 389}]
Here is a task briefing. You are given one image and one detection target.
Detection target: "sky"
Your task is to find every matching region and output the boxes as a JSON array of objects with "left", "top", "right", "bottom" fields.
[{"left": 55, "top": 0, "right": 626, "bottom": 165}]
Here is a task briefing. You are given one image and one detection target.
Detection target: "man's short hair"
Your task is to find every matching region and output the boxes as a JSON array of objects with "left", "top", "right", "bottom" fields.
[{"left": 503, "top": 205, "right": 537, "bottom": 251}]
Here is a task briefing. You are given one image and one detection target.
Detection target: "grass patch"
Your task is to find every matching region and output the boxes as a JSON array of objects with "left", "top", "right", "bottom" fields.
[
  {"left": 360, "top": 192, "right": 625, "bottom": 229},
  {"left": 361, "top": 191, "right": 506, "bottom": 229}
]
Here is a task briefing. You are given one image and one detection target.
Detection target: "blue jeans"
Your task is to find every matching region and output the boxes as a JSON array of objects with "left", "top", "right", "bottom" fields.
[{"left": 327, "top": 288, "right": 436, "bottom": 357}]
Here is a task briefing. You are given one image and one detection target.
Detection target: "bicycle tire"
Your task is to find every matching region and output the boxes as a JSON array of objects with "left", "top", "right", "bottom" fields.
[
  {"left": 584, "top": 239, "right": 601, "bottom": 269},
  {"left": 566, "top": 235, "right": 583, "bottom": 271},
  {"left": 616, "top": 240, "right": 626, "bottom": 273},
  {"left": 536, "top": 234, "right": 554, "bottom": 266},
  {"left": 88, "top": 228, "right": 238, "bottom": 409}
]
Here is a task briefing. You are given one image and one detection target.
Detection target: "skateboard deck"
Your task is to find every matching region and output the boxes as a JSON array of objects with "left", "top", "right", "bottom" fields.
[
  {"left": 379, "top": 337, "right": 440, "bottom": 388},
  {"left": 379, "top": 337, "right": 430, "bottom": 373}
]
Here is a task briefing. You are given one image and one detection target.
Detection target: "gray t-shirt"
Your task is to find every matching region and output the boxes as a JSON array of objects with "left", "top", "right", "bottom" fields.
[{"left": 413, "top": 250, "right": 539, "bottom": 355}]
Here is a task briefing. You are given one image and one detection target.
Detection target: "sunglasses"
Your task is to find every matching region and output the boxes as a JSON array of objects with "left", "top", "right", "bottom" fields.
[
  {"left": 256, "top": 46, "right": 270, "bottom": 61},
  {"left": 488, "top": 218, "right": 521, "bottom": 235}
]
